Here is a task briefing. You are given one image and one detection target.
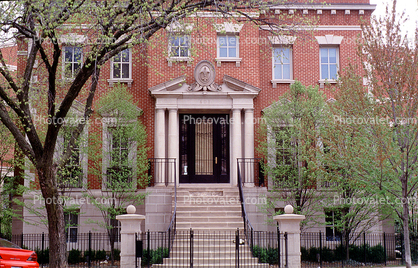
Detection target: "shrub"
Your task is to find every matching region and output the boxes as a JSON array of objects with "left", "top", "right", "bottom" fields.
[
  {"left": 83, "top": 250, "right": 95, "bottom": 262},
  {"left": 35, "top": 248, "right": 49, "bottom": 264},
  {"left": 142, "top": 247, "right": 168, "bottom": 265},
  {"left": 95, "top": 250, "right": 107, "bottom": 261},
  {"left": 113, "top": 249, "right": 121, "bottom": 261},
  {"left": 68, "top": 249, "right": 82, "bottom": 264}
]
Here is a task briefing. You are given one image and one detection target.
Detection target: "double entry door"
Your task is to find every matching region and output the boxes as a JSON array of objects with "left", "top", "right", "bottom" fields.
[{"left": 179, "top": 114, "right": 230, "bottom": 183}]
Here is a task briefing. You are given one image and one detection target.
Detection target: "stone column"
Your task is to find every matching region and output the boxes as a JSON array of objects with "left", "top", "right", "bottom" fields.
[
  {"left": 273, "top": 205, "right": 305, "bottom": 268},
  {"left": 231, "top": 109, "right": 242, "bottom": 186},
  {"left": 116, "top": 205, "right": 146, "bottom": 268},
  {"left": 155, "top": 108, "right": 166, "bottom": 186},
  {"left": 168, "top": 109, "right": 178, "bottom": 186},
  {"left": 244, "top": 109, "right": 255, "bottom": 187}
]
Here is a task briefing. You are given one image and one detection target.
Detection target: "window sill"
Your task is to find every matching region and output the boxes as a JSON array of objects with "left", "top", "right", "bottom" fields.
[
  {"left": 107, "top": 78, "right": 133, "bottom": 87},
  {"left": 167, "top": 57, "right": 193, "bottom": 67},
  {"left": 319, "top": 79, "right": 337, "bottom": 88},
  {"left": 215, "top": 57, "right": 242, "bottom": 67},
  {"left": 271, "top": 79, "right": 295, "bottom": 88}
]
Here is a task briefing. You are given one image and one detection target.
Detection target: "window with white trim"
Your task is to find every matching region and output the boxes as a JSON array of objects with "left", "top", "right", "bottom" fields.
[
  {"left": 111, "top": 49, "right": 131, "bottom": 79},
  {"left": 57, "top": 127, "right": 83, "bottom": 188},
  {"left": 325, "top": 209, "right": 342, "bottom": 241},
  {"left": 63, "top": 46, "right": 82, "bottom": 79},
  {"left": 218, "top": 35, "right": 238, "bottom": 58},
  {"left": 320, "top": 47, "right": 339, "bottom": 80},
  {"left": 273, "top": 47, "right": 292, "bottom": 80},
  {"left": 105, "top": 126, "right": 134, "bottom": 188},
  {"left": 64, "top": 211, "right": 79, "bottom": 243},
  {"left": 169, "top": 35, "right": 190, "bottom": 58}
]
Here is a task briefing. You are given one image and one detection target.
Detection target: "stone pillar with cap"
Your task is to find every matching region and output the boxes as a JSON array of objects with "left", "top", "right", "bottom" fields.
[
  {"left": 116, "top": 205, "right": 145, "bottom": 268},
  {"left": 273, "top": 205, "right": 305, "bottom": 268}
]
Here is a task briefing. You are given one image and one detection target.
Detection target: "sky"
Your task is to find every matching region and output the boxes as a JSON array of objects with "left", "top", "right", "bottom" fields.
[{"left": 370, "top": 0, "right": 418, "bottom": 41}]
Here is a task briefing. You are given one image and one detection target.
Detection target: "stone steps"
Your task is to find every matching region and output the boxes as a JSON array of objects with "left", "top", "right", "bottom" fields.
[{"left": 152, "top": 186, "right": 267, "bottom": 267}]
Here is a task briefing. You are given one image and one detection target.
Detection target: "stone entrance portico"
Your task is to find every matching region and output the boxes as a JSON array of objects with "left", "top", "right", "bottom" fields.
[{"left": 149, "top": 61, "right": 261, "bottom": 186}]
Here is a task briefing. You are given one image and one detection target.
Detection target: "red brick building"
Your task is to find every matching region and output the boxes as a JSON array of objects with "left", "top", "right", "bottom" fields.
[{"left": 15, "top": 0, "right": 390, "bottom": 238}]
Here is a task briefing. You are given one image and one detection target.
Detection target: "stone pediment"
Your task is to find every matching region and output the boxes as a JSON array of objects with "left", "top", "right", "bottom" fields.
[{"left": 149, "top": 61, "right": 261, "bottom": 96}]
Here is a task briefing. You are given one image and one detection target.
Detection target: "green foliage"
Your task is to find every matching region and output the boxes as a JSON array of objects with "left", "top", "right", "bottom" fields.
[
  {"left": 68, "top": 249, "right": 82, "bottom": 264},
  {"left": 301, "top": 244, "right": 385, "bottom": 263},
  {"left": 95, "top": 250, "right": 107, "bottom": 261},
  {"left": 142, "top": 247, "right": 169, "bottom": 265},
  {"left": 259, "top": 80, "right": 328, "bottom": 228},
  {"left": 252, "top": 245, "right": 279, "bottom": 264},
  {"left": 35, "top": 248, "right": 49, "bottom": 264},
  {"left": 113, "top": 249, "right": 121, "bottom": 261}
]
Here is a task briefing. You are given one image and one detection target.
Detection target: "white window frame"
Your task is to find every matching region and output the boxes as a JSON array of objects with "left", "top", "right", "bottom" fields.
[
  {"left": 325, "top": 210, "right": 342, "bottom": 242},
  {"left": 55, "top": 111, "right": 88, "bottom": 190},
  {"left": 108, "top": 48, "right": 133, "bottom": 87},
  {"left": 315, "top": 35, "right": 343, "bottom": 87},
  {"left": 62, "top": 46, "right": 83, "bottom": 79},
  {"left": 167, "top": 34, "right": 192, "bottom": 66},
  {"left": 216, "top": 35, "right": 241, "bottom": 67},
  {"left": 64, "top": 211, "right": 79, "bottom": 243},
  {"left": 319, "top": 46, "right": 339, "bottom": 82},
  {"left": 102, "top": 119, "right": 137, "bottom": 190},
  {"left": 214, "top": 22, "right": 243, "bottom": 67},
  {"left": 271, "top": 46, "right": 294, "bottom": 86}
]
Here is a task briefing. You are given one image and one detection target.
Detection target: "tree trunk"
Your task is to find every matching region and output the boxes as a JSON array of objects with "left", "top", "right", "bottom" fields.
[
  {"left": 403, "top": 200, "right": 412, "bottom": 268},
  {"left": 38, "top": 168, "right": 68, "bottom": 268}
]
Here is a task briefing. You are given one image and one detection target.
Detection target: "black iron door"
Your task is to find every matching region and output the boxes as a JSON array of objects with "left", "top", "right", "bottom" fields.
[{"left": 179, "top": 114, "right": 229, "bottom": 183}]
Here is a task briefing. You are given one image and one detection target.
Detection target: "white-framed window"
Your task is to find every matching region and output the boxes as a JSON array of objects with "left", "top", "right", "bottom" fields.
[
  {"left": 102, "top": 122, "right": 136, "bottom": 190},
  {"left": 218, "top": 35, "right": 238, "bottom": 58},
  {"left": 63, "top": 46, "right": 82, "bottom": 79},
  {"left": 320, "top": 47, "right": 339, "bottom": 80},
  {"left": 111, "top": 49, "right": 131, "bottom": 80},
  {"left": 169, "top": 35, "right": 190, "bottom": 58},
  {"left": 325, "top": 209, "right": 342, "bottom": 241},
  {"left": 273, "top": 47, "right": 292, "bottom": 80},
  {"left": 57, "top": 127, "right": 83, "bottom": 189},
  {"left": 64, "top": 211, "right": 79, "bottom": 243}
]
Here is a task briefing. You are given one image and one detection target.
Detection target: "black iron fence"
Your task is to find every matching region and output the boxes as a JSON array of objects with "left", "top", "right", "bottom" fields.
[
  {"left": 301, "top": 232, "right": 418, "bottom": 267},
  {"left": 148, "top": 158, "right": 176, "bottom": 187},
  {"left": 237, "top": 158, "right": 265, "bottom": 187},
  {"left": 10, "top": 232, "right": 120, "bottom": 267},
  {"left": 136, "top": 228, "right": 287, "bottom": 268}
]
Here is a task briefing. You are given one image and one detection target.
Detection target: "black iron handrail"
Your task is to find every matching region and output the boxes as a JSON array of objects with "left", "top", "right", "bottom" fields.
[{"left": 237, "top": 160, "right": 255, "bottom": 246}]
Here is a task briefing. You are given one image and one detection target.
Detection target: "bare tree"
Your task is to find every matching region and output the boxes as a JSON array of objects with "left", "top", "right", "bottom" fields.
[
  {"left": 0, "top": 0, "right": 316, "bottom": 266},
  {"left": 320, "top": 1, "right": 418, "bottom": 266}
]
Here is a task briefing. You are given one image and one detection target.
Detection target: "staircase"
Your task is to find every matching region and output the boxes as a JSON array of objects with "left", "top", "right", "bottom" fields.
[{"left": 151, "top": 185, "right": 269, "bottom": 268}]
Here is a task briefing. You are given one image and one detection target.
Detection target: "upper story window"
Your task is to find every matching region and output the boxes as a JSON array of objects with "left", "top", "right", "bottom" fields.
[
  {"left": 315, "top": 35, "right": 343, "bottom": 87},
  {"left": 169, "top": 35, "right": 190, "bottom": 58},
  {"left": 218, "top": 35, "right": 238, "bottom": 58},
  {"left": 63, "top": 46, "right": 82, "bottom": 79},
  {"left": 273, "top": 47, "right": 292, "bottom": 80},
  {"left": 268, "top": 36, "right": 296, "bottom": 87},
  {"left": 320, "top": 47, "right": 339, "bottom": 80},
  {"left": 215, "top": 22, "right": 243, "bottom": 67},
  {"left": 112, "top": 49, "right": 131, "bottom": 79}
]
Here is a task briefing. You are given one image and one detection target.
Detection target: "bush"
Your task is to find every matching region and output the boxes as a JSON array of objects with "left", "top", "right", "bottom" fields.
[
  {"left": 68, "top": 249, "right": 82, "bottom": 264},
  {"left": 95, "top": 250, "right": 107, "bottom": 261},
  {"left": 35, "top": 248, "right": 49, "bottom": 264},
  {"left": 83, "top": 250, "right": 95, "bottom": 262},
  {"left": 113, "top": 249, "right": 121, "bottom": 261},
  {"left": 142, "top": 247, "right": 168, "bottom": 265},
  {"left": 252, "top": 245, "right": 279, "bottom": 264},
  {"left": 370, "top": 244, "right": 385, "bottom": 263}
]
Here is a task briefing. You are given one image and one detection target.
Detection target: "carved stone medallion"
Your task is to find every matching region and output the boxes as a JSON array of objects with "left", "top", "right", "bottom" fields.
[{"left": 189, "top": 60, "right": 221, "bottom": 91}]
